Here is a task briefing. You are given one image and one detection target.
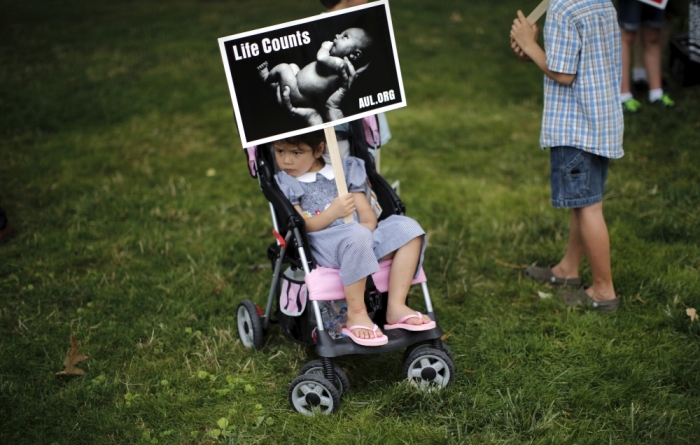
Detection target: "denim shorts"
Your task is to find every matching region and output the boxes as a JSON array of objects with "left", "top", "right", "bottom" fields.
[
  {"left": 617, "top": 0, "right": 665, "bottom": 31},
  {"left": 550, "top": 146, "right": 609, "bottom": 209}
]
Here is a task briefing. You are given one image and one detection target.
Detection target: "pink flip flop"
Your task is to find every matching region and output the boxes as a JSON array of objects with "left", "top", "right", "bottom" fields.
[
  {"left": 384, "top": 312, "right": 436, "bottom": 332},
  {"left": 341, "top": 324, "right": 388, "bottom": 346}
]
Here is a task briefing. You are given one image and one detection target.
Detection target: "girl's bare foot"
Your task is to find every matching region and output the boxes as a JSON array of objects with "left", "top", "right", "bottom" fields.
[
  {"left": 386, "top": 304, "right": 433, "bottom": 326},
  {"left": 345, "top": 312, "right": 384, "bottom": 340}
]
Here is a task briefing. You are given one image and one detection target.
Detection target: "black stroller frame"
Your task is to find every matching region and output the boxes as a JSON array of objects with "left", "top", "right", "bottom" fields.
[{"left": 236, "top": 120, "right": 454, "bottom": 415}]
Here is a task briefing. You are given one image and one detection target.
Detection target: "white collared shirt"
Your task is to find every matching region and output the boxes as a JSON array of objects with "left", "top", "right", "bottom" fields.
[{"left": 296, "top": 164, "right": 335, "bottom": 183}]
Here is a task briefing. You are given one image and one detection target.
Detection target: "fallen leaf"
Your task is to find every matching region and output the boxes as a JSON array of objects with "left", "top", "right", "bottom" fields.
[
  {"left": 56, "top": 335, "right": 88, "bottom": 376},
  {"left": 537, "top": 291, "right": 552, "bottom": 299},
  {"left": 212, "top": 283, "right": 224, "bottom": 295},
  {"left": 206, "top": 168, "right": 216, "bottom": 177},
  {"left": 440, "top": 333, "right": 451, "bottom": 341},
  {"left": 449, "top": 11, "right": 463, "bottom": 22},
  {"left": 687, "top": 307, "right": 698, "bottom": 322}
]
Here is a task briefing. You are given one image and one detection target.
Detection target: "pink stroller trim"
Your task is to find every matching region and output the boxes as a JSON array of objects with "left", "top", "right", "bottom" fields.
[
  {"left": 305, "top": 266, "right": 346, "bottom": 301},
  {"left": 305, "top": 260, "right": 427, "bottom": 301},
  {"left": 245, "top": 146, "right": 257, "bottom": 178},
  {"left": 362, "top": 116, "right": 380, "bottom": 148}
]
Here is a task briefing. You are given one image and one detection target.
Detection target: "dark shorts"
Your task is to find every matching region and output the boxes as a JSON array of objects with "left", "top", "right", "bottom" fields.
[
  {"left": 617, "top": 0, "right": 665, "bottom": 31},
  {"left": 550, "top": 146, "right": 609, "bottom": 209}
]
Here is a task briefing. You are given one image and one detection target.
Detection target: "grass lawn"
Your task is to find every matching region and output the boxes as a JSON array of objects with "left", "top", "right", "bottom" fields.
[{"left": 2, "top": 0, "right": 700, "bottom": 443}]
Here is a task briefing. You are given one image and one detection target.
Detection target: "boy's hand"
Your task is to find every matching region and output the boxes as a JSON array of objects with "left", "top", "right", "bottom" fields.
[
  {"left": 321, "top": 41, "right": 333, "bottom": 51},
  {"left": 510, "top": 10, "right": 538, "bottom": 54},
  {"left": 510, "top": 28, "right": 536, "bottom": 62},
  {"left": 328, "top": 193, "right": 355, "bottom": 219}
]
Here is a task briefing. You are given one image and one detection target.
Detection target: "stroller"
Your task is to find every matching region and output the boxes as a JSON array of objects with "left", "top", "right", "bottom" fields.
[{"left": 236, "top": 119, "right": 454, "bottom": 415}]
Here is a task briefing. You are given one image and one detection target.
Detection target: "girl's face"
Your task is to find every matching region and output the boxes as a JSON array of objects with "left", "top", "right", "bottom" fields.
[{"left": 273, "top": 140, "right": 324, "bottom": 178}]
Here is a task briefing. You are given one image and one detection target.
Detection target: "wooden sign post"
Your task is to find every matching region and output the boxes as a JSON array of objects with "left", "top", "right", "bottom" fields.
[
  {"left": 526, "top": 0, "right": 550, "bottom": 24},
  {"left": 323, "top": 127, "right": 354, "bottom": 223}
]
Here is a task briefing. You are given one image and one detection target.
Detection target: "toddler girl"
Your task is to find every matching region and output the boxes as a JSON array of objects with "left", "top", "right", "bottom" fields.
[{"left": 273, "top": 130, "right": 434, "bottom": 346}]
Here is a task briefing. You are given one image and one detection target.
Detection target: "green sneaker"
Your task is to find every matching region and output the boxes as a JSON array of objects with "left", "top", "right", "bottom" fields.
[
  {"left": 622, "top": 98, "right": 642, "bottom": 113},
  {"left": 650, "top": 93, "right": 675, "bottom": 108}
]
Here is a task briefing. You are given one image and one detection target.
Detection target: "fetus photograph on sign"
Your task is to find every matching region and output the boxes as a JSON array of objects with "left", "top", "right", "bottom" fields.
[{"left": 218, "top": 1, "right": 405, "bottom": 147}]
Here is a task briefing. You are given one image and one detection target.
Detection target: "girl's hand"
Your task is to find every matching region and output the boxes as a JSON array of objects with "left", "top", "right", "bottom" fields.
[{"left": 328, "top": 193, "right": 355, "bottom": 220}]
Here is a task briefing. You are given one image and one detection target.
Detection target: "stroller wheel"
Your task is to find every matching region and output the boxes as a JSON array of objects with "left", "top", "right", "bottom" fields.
[
  {"left": 402, "top": 347, "right": 454, "bottom": 391},
  {"left": 403, "top": 340, "right": 454, "bottom": 364},
  {"left": 237, "top": 300, "right": 264, "bottom": 350},
  {"left": 288, "top": 374, "right": 341, "bottom": 416},
  {"left": 299, "top": 359, "right": 350, "bottom": 396}
]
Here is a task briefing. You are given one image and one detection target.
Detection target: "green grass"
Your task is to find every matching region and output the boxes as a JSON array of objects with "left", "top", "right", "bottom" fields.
[{"left": 2, "top": 0, "right": 700, "bottom": 443}]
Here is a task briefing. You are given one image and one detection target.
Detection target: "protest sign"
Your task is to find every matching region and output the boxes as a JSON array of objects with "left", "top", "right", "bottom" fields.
[
  {"left": 636, "top": 0, "right": 668, "bottom": 9},
  {"left": 218, "top": 0, "right": 405, "bottom": 148}
]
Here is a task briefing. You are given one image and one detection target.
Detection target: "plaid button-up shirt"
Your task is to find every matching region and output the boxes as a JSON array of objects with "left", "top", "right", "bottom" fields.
[{"left": 541, "top": 0, "right": 624, "bottom": 159}]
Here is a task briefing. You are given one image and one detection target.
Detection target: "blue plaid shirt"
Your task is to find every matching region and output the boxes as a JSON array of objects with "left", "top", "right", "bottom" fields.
[{"left": 541, "top": 0, "right": 624, "bottom": 159}]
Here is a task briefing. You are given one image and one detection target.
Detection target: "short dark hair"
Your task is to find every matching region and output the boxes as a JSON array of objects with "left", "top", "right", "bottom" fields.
[
  {"left": 282, "top": 130, "right": 327, "bottom": 163},
  {"left": 320, "top": 0, "right": 341, "bottom": 8}
]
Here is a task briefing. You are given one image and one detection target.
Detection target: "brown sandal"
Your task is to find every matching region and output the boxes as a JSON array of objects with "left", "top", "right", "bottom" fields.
[
  {"left": 524, "top": 264, "right": 581, "bottom": 287},
  {"left": 559, "top": 288, "right": 620, "bottom": 312}
]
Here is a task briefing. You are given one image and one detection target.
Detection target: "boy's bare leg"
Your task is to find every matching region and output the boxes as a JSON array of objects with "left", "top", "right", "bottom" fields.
[
  {"left": 384, "top": 236, "right": 433, "bottom": 326},
  {"left": 620, "top": 28, "right": 637, "bottom": 94},
  {"left": 344, "top": 277, "right": 384, "bottom": 339},
  {"left": 552, "top": 210, "right": 584, "bottom": 280},
  {"left": 640, "top": 27, "right": 663, "bottom": 91},
  {"left": 576, "top": 203, "right": 616, "bottom": 301},
  {"left": 633, "top": 37, "right": 644, "bottom": 73}
]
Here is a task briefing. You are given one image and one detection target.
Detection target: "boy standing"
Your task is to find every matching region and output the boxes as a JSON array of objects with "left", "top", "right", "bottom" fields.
[{"left": 510, "top": 0, "right": 623, "bottom": 311}]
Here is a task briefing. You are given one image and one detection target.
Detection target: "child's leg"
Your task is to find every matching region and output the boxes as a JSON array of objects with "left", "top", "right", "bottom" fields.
[
  {"left": 551, "top": 210, "right": 584, "bottom": 280},
  {"left": 575, "top": 203, "right": 616, "bottom": 301},
  {"left": 310, "top": 223, "right": 383, "bottom": 339},
  {"left": 620, "top": 28, "right": 637, "bottom": 95},
  {"left": 548, "top": 147, "right": 615, "bottom": 302},
  {"left": 640, "top": 26, "right": 663, "bottom": 91},
  {"left": 343, "top": 276, "right": 385, "bottom": 339},
  {"left": 383, "top": 236, "right": 433, "bottom": 326},
  {"left": 553, "top": 205, "right": 615, "bottom": 300}
]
